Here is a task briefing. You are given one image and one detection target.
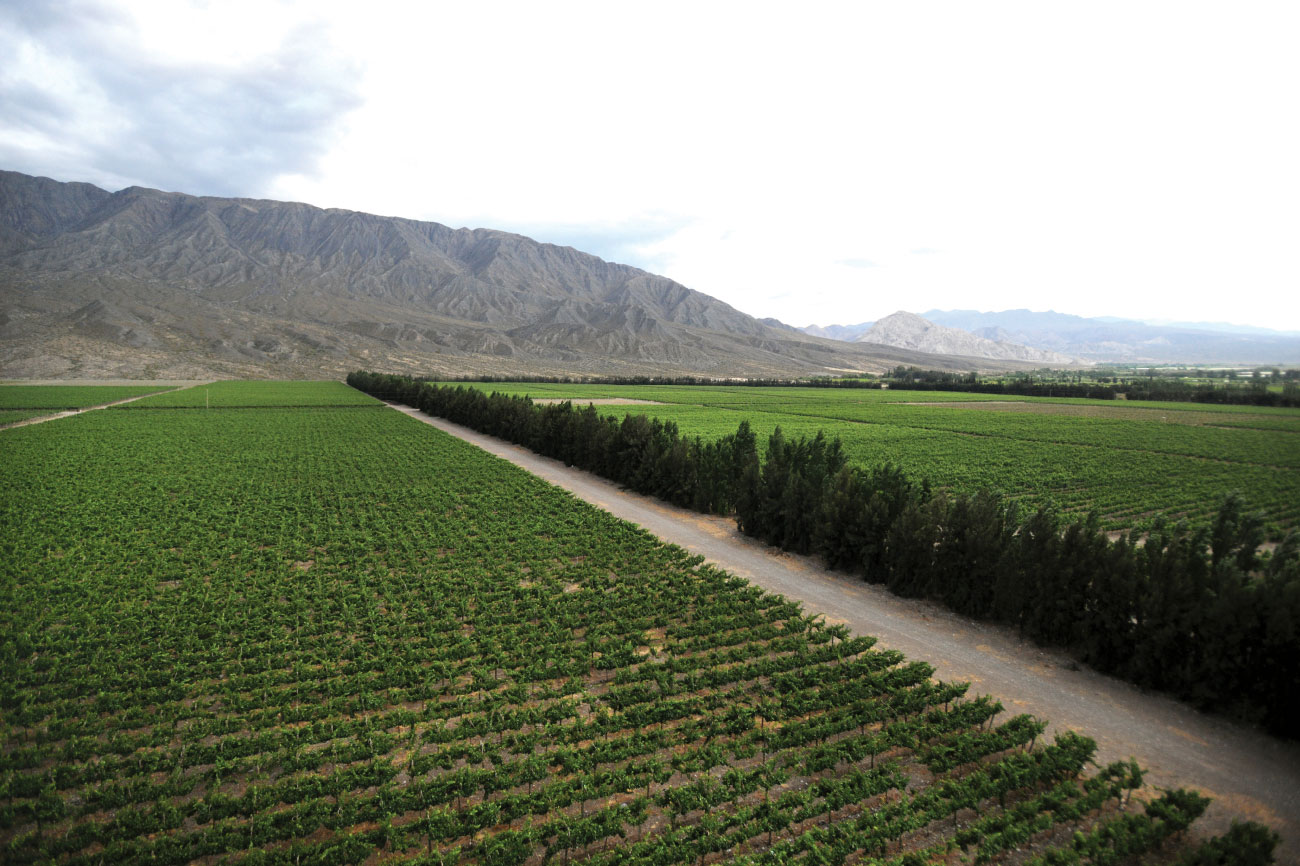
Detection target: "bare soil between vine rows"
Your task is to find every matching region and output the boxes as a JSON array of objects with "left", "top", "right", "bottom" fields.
[{"left": 388, "top": 402, "right": 1300, "bottom": 863}]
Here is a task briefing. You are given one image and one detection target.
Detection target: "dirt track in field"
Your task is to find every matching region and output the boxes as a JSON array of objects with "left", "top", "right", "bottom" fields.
[
  {"left": 0, "top": 385, "right": 198, "bottom": 429},
  {"left": 388, "top": 402, "right": 1300, "bottom": 862}
]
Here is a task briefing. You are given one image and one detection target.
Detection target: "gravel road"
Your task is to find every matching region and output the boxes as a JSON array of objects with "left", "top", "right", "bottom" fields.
[{"left": 389, "top": 403, "right": 1300, "bottom": 861}]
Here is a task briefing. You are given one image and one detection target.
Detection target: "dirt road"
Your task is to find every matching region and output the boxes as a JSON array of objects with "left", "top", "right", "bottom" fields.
[
  {"left": 1, "top": 384, "right": 201, "bottom": 429},
  {"left": 388, "top": 404, "right": 1300, "bottom": 861}
]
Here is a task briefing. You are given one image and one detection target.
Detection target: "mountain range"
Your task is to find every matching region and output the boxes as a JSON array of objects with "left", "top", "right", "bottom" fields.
[
  {"left": 852, "top": 312, "right": 1080, "bottom": 365},
  {"left": 0, "top": 170, "right": 1044, "bottom": 380},
  {"left": 803, "top": 309, "right": 1300, "bottom": 365}
]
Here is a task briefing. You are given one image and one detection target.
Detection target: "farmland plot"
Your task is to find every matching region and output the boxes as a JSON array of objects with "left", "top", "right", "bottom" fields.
[
  {"left": 0, "top": 384, "right": 178, "bottom": 411},
  {"left": 0, "top": 410, "right": 55, "bottom": 426},
  {"left": 0, "top": 395, "right": 1214, "bottom": 864},
  {"left": 0, "top": 384, "right": 189, "bottom": 428},
  {"left": 119, "top": 379, "right": 384, "bottom": 408}
]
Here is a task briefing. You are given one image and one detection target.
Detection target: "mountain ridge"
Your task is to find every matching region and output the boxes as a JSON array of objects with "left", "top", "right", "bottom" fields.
[
  {"left": 855, "top": 311, "right": 1081, "bottom": 365},
  {"left": 921, "top": 309, "right": 1300, "bottom": 364},
  {"left": 0, "top": 170, "right": 1045, "bottom": 379},
  {"left": 801, "top": 308, "right": 1300, "bottom": 364}
]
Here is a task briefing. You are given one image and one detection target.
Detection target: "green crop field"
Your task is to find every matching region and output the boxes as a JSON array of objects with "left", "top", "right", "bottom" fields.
[
  {"left": 0, "top": 383, "right": 1213, "bottom": 865},
  {"left": 0, "top": 410, "right": 54, "bottom": 426},
  {"left": 0, "top": 384, "right": 178, "bottom": 410},
  {"left": 444, "top": 383, "right": 1300, "bottom": 534},
  {"left": 120, "top": 379, "right": 384, "bottom": 408}
]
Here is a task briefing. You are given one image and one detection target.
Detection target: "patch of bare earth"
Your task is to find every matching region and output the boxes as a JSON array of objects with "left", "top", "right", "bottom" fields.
[{"left": 530, "top": 397, "right": 664, "bottom": 406}]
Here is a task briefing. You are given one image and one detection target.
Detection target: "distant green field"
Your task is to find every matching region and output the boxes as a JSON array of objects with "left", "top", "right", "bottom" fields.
[
  {"left": 444, "top": 383, "right": 1300, "bottom": 533},
  {"left": 120, "top": 379, "right": 383, "bottom": 408},
  {"left": 462, "top": 382, "right": 1300, "bottom": 422},
  {"left": 0, "top": 384, "right": 174, "bottom": 409}
]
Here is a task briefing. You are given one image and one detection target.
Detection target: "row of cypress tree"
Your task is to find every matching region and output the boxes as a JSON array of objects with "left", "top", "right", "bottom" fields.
[
  {"left": 431, "top": 369, "right": 1300, "bottom": 405},
  {"left": 349, "top": 371, "right": 1299, "bottom": 737}
]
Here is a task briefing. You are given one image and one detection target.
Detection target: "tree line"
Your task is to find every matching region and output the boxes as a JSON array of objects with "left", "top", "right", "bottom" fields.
[
  {"left": 350, "top": 371, "right": 1300, "bottom": 737},
  {"left": 1121, "top": 377, "right": 1300, "bottom": 407},
  {"left": 444, "top": 368, "right": 1300, "bottom": 406},
  {"left": 437, "top": 373, "right": 888, "bottom": 389},
  {"left": 885, "top": 368, "right": 1119, "bottom": 399},
  {"left": 887, "top": 367, "right": 1300, "bottom": 406}
]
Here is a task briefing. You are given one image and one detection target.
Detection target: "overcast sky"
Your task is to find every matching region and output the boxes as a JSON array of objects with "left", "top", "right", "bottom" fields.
[{"left": 3, "top": 0, "right": 1298, "bottom": 330}]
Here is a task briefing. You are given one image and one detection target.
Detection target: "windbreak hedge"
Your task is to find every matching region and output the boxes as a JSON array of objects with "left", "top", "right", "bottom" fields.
[{"left": 352, "top": 371, "right": 1300, "bottom": 737}]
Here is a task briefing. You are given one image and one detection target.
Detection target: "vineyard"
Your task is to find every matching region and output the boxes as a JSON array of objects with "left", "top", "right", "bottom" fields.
[
  {"left": 441, "top": 383, "right": 1300, "bottom": 534},
  {"left": 0, "top": 384, "right": 178, "bottom": 409},
  {"left": 0, "top": 384, "right": 181, "bottom": 426},
  {"left": 0, "top": 381, "right": 1245, "bottom": 865}
]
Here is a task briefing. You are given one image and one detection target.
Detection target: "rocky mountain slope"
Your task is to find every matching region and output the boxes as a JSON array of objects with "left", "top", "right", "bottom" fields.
[
  {"left": 853, "top": 311, "right": 1081, "bottom": 365},
  {"left": 801, "top": 321, "right": 874, "bottom": 342},
  {"left": 0, "top": 170, "right": 1043, "bottom": 379}
]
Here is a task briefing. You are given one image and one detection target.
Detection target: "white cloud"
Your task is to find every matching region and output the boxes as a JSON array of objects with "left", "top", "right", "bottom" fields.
[
  {"left": 0, "top": 0, "right": 361, "bottom": 196},
  {"left": 4, "top": 0, "right": 1298, "bottom": 329}
]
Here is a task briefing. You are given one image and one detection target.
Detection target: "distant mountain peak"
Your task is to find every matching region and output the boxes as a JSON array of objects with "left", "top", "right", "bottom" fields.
[
  {"left": 920, "top": 309, "right": 1300, "bottom": 364},
  {"left": 801, "top": 320, "right": 875, "bottom": 342},
  {"left": 803, "top": 308, "right": 1300, "bottom": 364},
  {"left": 855, "top": 311, "right": 1081, "bottom": 365}
]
